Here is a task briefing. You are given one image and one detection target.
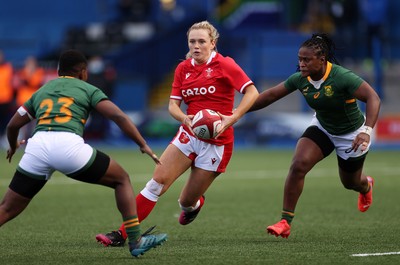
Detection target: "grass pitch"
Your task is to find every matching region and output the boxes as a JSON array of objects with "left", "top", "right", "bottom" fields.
[{"left": 0, "top": 147, "right": 399, "bottom": 265}]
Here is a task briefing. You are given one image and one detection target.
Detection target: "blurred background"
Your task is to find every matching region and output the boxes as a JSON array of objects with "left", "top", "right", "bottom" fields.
[{"left": 0, "top": 0, "right": 399, "bottom": 149}]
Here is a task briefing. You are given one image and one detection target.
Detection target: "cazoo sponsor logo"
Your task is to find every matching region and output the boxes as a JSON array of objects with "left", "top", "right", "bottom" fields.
[{"left": 182, "top": 86, "right": 216, "bottom": 97}]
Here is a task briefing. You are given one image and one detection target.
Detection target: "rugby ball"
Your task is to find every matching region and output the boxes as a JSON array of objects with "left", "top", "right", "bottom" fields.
[{"left": 191, "top": 109, "right": 222, "bottom": 139}]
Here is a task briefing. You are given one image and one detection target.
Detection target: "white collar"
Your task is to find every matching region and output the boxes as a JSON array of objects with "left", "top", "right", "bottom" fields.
[
  {"left": 191, "top": 51, "right": 217, "bottom": 66},
  {"left": 308, "top": 78, "right": 324, "bottom": 90}
]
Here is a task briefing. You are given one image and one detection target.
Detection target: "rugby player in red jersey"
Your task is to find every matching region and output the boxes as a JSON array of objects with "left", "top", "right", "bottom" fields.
[{"left": 96, "top": 20, "right": 259, "bottom": 247}]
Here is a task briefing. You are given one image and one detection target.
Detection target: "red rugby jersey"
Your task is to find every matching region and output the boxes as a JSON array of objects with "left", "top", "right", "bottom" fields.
[{"left": 170, "top": 52, "right": 253, "bottom": 145}]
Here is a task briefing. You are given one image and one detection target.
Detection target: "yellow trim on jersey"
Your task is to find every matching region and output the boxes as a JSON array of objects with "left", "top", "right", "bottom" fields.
[
  {"left": 322, "top": 62, "right": 332, "bottom": 80},
  {"left": 345, "top": 98, "right": 356, "bottom": 104},
  {"left": 307, "top": 61, "right": 333, "bottom": 83}
]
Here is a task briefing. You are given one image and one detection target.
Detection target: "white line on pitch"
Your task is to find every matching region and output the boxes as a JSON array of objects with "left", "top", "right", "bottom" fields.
[
  {"left": 351, "top": 251, "right": 400, "bottom": 257},
  {"left": 1, "top": 166, "right": 400, "bottom": 186}
]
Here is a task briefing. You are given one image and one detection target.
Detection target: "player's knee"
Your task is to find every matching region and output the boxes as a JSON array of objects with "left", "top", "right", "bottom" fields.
[
  {"left": 0, "top": 194, "right": 24, "bottom": 216},
  {"left": 117, "top": 172, "right": 131, "bottom": 186},
  {"left": 289, "top": 158, "right": 310, "bottom": 176},
  {"left": 98, "top": 169, "right": 130, "bottom": 189}
]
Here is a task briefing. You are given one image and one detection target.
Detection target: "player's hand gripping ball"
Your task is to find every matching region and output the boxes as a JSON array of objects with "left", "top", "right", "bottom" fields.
[{"left": 191, "top": 109, "right": 222, "bottom": 139}]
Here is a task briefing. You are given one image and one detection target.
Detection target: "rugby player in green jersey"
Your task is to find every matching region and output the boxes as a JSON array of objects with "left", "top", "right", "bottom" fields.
[
  {"left": 250, "top": 33, "right": 381, "bottom": 238},
  {"left": 0, "top": 50, "right": 167, "bottom": 257}
]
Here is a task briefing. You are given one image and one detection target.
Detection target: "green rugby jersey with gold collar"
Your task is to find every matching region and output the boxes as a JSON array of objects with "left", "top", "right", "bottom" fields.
[
  {"left": 284, "top": 62, "right": 365, "bottom": 135},
  {"left": 23, "top": 76, "right": 108, "bottom": 137}
]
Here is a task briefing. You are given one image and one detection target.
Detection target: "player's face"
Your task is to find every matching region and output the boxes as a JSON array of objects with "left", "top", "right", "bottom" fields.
[
  {"left": 188, "top": 29, "right": 215, "bottom": 65},
  {"left": 297, "top": 47, "right": 325, "bottom": 80}
]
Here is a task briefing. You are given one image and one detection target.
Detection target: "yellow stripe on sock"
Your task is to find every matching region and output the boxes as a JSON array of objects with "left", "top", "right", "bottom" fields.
[
  {"left": 123, "top": 217, "right": 139, "bottom": 224},
  {"left": 282, "top": 211, "right": 295, "bottom": 217},
  {"left": 123, "top": 218, "right": 139, "bottom": 228}
]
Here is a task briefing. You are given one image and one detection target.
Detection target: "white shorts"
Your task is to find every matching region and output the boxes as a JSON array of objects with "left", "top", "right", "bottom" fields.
[
  {"left": 310, "top": 116, "right": 371, "bottom": 160},
  {"left": 18, "top": 131, "right": 94, "bottom": 180},
  {"left": 171, "top": 126, "right": 233, "bottom": 173}
]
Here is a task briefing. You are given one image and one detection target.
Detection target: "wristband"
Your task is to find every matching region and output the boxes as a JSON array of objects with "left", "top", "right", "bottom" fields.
[{"left": 363, "top": 126, "right": 373, "bottom": 136}]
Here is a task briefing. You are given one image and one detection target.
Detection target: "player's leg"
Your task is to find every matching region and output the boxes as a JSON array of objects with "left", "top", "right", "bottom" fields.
[
  {"left": 337, "top": 155, "right": 374, "bottom": 212},
  {"left": 0, "top": 131, "right": 53, "bottom": 226},
  {"left": 98, "top": 158, "right": 168, "bottom": 256},
  {"left": 334, "top": 124, "right": 374, "bottom": 213},
  {"left": 138, "top": 143, "right": 193, "bottom": 220},
  {"left": 283, "top": 138, "right": 324, "bottom": 211},
  {"left": 267, "top": 126, "right": 334, "bottom": 238},
  {"left": 71, "top": 150, "right": 167, "bottom": 256},
  {"left": 1, "top": 135, "right": 50, "bottom": 226},
  {"left": 0, "top": 171, "right": 47, "bottom": 226},
  {"left": 177, "top": 140, "right": 230, "bottom": 225},
  {"left": 178, "top": 168, "right": 218, "bottom": 225},
  {"left": 96, "top": 127, "right": 196, "bottom": 246},
  {"left": 96, "top": 143, "right": 191, "bottom": 247}
]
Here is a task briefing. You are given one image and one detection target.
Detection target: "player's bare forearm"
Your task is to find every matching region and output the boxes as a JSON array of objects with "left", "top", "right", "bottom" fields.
[
  {"left": 114, "top": 115, "right": 147, "bottom": 148},
  {"left": 6, "top": 111, "right": 30, "bottom": 150},
  {"left": 233, "top": 85, "right": 259, "bottom": 120},
  {"left": 168, "top": 99, "right": 186, "bottom": 123},
  {"left": 354, "top": 81, "right": 381, "bottom": 128},
  {"left": 248, "top": 82, "right": 289, "bottom": 112},
  {"left": 364, "top": 94, "right": 381, "bottom": 128}
]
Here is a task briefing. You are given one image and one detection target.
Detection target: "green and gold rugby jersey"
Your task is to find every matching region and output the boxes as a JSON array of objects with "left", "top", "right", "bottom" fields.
[
  {"left": 284, "top": 62, "right": 365, "bottom": 135},
  {"left": 24, "top": 76, "right": 108, "bottom": 137}
]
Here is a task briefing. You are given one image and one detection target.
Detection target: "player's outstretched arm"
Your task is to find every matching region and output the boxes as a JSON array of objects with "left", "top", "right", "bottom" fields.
[
  {"left": 95, "top": 100, "right": 161, "bottom": 164},
  {"left": 248, "top": 82, "right": 291, "bottom": 112}
]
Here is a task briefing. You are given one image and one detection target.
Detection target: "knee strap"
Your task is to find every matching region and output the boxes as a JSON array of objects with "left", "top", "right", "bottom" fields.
[{"left": 141, "top": 179, "right": 164, "bottom": 201}]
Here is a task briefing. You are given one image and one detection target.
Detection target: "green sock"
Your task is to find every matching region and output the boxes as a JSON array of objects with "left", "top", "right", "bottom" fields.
[
  {"left": 281, "top": 209, "right": 295, "bottom": 225},
  {"left": 123, "top": 215, "right": 141, "bottom": 243}
]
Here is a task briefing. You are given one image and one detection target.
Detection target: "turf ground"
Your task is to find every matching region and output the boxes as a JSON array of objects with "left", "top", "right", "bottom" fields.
[{"left": 0, "top": 147, "right": 399, "bottom": 265}]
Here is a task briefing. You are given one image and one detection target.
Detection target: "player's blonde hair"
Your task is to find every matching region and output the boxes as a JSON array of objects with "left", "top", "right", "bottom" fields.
[{"left": 185, "top": 21, "right": 219, "bottom": 59}]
